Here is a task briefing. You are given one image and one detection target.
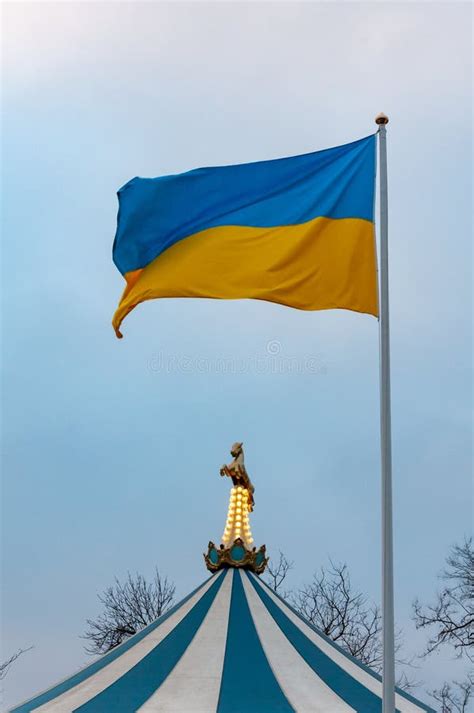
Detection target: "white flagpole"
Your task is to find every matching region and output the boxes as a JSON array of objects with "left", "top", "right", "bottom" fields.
[{"left": 375, "top": 112, "right": 395, "bottom": 713}]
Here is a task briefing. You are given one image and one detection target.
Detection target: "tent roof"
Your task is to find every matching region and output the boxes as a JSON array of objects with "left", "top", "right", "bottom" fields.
[{"left": 11, "top": 569, "right": 434, "bottom": 713}]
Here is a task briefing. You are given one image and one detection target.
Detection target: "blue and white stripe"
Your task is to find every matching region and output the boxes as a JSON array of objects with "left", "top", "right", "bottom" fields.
[{"left": 11, "top": 570, "right": 434, "bottom": 713}]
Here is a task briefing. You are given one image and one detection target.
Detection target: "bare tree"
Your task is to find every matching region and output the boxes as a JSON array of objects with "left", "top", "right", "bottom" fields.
[
  {"left": 0, "top": 647, "right": 33, "bottom": 680},
  {"left": 429, "top": 674, "right": 474, "bottom": 713},
  {"left": 291, "top": 560, "right": 415, "bottom": 690},
  {"left": 83, "top": 569, "right": 175, "bottom": 655},
  {"left": 293, "top": 561, "right": 384, "bottom": 669},
  {"left": 265, "top": 551, "right": 294, "bottom": 594},
  {"left": 413, "top": 538, "right": 474, "bottom": 661}
]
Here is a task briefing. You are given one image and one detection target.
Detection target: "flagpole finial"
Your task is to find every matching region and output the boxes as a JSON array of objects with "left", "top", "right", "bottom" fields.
[{"left": 375, "top": 113, "right": 389, "bottom": 125}]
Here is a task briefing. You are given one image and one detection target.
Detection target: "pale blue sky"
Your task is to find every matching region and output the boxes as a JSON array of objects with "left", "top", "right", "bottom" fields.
[{"left": 2, "top": 2, "right": 472, "bottom": 710}]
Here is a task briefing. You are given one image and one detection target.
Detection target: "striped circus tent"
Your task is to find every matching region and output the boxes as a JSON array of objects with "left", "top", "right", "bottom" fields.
[{"left": 11, "top": 569, "right": 434, "bottom": 713}]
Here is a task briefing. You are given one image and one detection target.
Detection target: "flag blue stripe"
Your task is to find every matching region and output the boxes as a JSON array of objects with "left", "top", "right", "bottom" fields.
[
  {"left": 113, "top": 135, "right": 376, "bottom": 274},
  {"left": 73, "top": 573, "right": 226, "bottom": 713},
  {"left": 216, "top": 570, "right": 294, "bottom": 713}
]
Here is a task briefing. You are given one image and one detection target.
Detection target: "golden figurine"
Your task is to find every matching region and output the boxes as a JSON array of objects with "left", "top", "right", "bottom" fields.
[
  {"left": 219, "top": 442, "right": 255, "bottom": 511},
  {"left": 204, "top": 442, "right": 267, "bottom": 574}
]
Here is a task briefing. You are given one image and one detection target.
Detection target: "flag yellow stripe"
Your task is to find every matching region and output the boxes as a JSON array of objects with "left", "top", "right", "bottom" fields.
[{"left": 113, "top": 217, "right": 378, "bottom": 337}]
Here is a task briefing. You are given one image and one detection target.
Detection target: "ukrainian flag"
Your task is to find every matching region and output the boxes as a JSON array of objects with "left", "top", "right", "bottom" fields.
[{"left": 112, "top": 135, "right": 378, "bottom": 337}]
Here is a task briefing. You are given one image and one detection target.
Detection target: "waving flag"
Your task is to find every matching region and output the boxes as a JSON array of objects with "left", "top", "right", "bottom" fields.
[{"left": 112, "top": 135, "right": 378, "bottom": 337}]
